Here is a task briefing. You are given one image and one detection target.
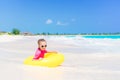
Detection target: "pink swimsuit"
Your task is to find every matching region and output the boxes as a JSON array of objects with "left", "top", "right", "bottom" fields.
[{"left": 33, "top": 48, "right": 47, "bottom": 60}]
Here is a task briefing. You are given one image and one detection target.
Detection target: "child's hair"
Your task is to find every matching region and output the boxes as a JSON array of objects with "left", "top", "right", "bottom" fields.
[{"left": 38, "top": 39, "right": 46, "bottom": 44}]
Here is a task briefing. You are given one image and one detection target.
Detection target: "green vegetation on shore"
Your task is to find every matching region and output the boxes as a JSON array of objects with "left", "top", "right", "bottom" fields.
[
  {"left": 12, "top": 28, "right": 20, "bottom": 35},
  {"left": 0, "top": 28, "right": 120, "bottom": 35}
]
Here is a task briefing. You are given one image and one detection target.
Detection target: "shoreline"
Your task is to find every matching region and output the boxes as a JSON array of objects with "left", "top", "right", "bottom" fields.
[{"left": 0, "top": 35, "right": 120, "bottom": 80}]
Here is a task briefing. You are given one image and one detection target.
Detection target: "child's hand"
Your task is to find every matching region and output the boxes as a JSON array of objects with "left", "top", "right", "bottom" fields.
[
  {"left": 47, "top": 51, "right": 57, "bottom": 53},
  {"left": 39, "top": 58, "right": 43, "bottom": 60},
  {"left": 53, "top": 51, "right": 57, "bottom": 53}
]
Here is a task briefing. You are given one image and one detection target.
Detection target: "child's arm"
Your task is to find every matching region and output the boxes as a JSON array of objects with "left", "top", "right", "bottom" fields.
[{"left": 47, "top": 51, "right": 57, "bottom": 53}]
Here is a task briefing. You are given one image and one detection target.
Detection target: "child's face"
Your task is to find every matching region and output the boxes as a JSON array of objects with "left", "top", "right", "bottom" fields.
[{"left": 39, "top": 41, "right": 47, "bottom": 50}]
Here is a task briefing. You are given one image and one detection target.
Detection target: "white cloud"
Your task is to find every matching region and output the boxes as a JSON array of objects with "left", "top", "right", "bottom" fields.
[
  {"left": 71, "top": 19, "right": 76, "bottom": 22},
  {"left": 46, "top": 19, "right": 53, "bottom": 24},
  {"left": 45, "top": 19, "right": 70, "bottom": 26},
  {"left": 56, "top": 21, "right": 68, "bottom": 26}
]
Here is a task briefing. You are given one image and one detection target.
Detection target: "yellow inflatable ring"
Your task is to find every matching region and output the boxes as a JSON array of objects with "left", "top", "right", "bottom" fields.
[{"left": 24, "top": 53, "right": 64, "bottom": 67}]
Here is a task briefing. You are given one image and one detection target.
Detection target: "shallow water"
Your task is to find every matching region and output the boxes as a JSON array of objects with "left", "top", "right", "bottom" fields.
[
  {"left": 83, "top": 35, "right": 120, "bottom": 39},
  {"left": 0, "top": 36, "right": 120, "bottom": 80}
]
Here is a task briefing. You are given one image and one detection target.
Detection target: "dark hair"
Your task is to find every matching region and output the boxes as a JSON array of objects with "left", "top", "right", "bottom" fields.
[{"left": 38, "top": 39, "right": 46, "bottom": 44}]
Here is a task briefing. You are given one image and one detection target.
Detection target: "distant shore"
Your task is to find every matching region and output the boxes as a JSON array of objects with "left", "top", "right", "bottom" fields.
[
  {"left": 0, "top": 30, "right": 120, "bottom": 36},
  {"left": 0, "top": 34, "right": 120, "bottom": 80}
]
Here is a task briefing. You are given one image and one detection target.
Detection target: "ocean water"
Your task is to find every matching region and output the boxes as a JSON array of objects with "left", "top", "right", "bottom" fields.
[
  {"left": 46, "top": 35, "right": 120, "bottom": 54},
  {"left": 0, "top": 36, "right": 120, "bottom": 80},
  {"left": 82, "top": 35, "right": 120, "bottom": 39},
  {"left": 38, "top": 35, "right": 120, "bottom": 49}
]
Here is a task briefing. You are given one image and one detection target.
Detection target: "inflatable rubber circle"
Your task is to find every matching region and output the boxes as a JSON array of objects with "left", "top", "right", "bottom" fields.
[{"left": 24, "top": 53, "right": 64, "bottom": 67}]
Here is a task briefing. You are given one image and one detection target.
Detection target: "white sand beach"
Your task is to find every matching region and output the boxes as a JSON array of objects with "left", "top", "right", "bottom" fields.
[{"left": 0, "top": 35, "right": 120, "bottom": 80}]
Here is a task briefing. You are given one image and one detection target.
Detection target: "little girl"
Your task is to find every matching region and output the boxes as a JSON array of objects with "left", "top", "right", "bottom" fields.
[{"left": 33, "top": 39, "right": 57, "bottom": 60}]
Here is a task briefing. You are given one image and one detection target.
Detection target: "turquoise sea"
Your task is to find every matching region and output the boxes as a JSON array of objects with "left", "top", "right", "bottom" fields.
[{"left": 83, "top": 35, "right": 120, "bottom": 39}]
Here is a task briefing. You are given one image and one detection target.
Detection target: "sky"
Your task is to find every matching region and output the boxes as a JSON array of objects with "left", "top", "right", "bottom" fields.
[{"left": 0, "top": 0, "right": 120, "bottom": 34}]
